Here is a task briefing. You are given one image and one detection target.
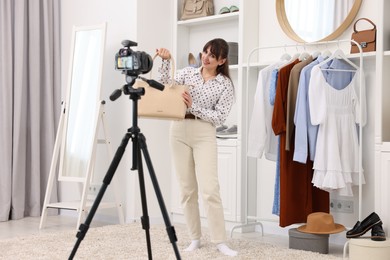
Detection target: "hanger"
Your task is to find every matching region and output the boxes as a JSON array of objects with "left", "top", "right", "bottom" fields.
[
  {"left": 280, "top": 52, "right": 291, "bottom": 61},
  {"left": 298, "top": 44, "right": 310, "bottom": 61},
  {"left": 280, "top": 45, "right": 292, "bottom": 61},
  {"left": 317, "top": 48, "right": 359, "bottom": 72},
  {"left": 311, "top": 50, "right": 321, "bottom": 59},
  {"left": 321, "top": 49, "right": 332, "bottom": 59},
  {"left": 299, "top": 52, "right": 310, "bottom": 61},
  {"left": 320, "top": 41, "right": 332, "bottom": 59}
]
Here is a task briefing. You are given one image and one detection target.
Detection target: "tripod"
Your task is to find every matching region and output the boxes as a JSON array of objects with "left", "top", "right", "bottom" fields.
[{"left": 69, "top": 76, "right": 181, "bottom": 260}]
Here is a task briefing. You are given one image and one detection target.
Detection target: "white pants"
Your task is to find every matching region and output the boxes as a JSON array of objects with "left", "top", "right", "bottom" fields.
[{"left": 170, "top": 119, "right": 227, "bottom": 243}]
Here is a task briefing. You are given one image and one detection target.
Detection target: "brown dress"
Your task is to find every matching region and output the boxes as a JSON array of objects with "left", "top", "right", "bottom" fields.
[{"left": 272, "top": 59, "right": 329, "bottom": 227}]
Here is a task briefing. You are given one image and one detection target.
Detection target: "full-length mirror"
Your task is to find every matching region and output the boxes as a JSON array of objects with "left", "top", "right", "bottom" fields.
[
  {"left": 276, "top": 0, "right": 362, "bottom": 42},
  {"left": 59, "top": 24, "right": 106, "bottom": 180}
]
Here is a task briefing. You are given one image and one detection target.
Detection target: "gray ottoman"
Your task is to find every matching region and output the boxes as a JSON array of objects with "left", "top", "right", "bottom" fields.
[{"left": 289, "top": 228, "right": 329, "bottom": 254}]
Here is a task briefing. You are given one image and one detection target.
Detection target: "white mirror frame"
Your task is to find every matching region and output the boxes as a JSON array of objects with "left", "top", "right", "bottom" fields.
[
  {"left": 59, "top": 23, "right": 107, "bottom": 181},
  {"left": 276, "top": 0, "right": 362, "bottom": 43}
]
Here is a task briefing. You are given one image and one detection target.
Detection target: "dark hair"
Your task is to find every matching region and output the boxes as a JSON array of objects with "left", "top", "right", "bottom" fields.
[{"left": 203, "top": 38, "right": 231, "bottom": 81}]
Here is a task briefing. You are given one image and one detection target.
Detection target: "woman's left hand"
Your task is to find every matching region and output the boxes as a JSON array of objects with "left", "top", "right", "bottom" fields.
[{"left": 182, "top": 91, "right": 192, "bottom": 108}]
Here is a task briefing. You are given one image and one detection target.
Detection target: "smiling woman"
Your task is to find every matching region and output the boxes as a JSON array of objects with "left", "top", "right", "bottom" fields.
[{"left": 276, "top": 0, "right": 362, "bottom": 42}]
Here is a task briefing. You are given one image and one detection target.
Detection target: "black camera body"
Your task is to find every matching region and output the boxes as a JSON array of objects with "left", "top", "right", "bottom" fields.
[{"left": 115, "top": 40, "right": 153, "bottom": 76}]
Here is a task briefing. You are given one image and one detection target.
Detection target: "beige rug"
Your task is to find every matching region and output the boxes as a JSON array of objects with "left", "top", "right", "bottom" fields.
[{"left": 0, "top": 222, "right": 342, "bottom": 259}]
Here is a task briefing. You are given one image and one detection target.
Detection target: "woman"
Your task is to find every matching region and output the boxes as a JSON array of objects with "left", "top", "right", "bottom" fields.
[{"left": 156, "top": 38, "right": 237, "bottom": 256}]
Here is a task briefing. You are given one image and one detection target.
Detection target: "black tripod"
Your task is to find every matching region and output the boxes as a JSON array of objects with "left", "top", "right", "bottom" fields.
[{"left": 69, "top": 75, "right": 181, "bottom": 260}]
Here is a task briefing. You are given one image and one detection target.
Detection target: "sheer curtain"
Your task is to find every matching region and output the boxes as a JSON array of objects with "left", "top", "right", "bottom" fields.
[{"left": 0, "top": 0, "right": 61, "bottom": 221}]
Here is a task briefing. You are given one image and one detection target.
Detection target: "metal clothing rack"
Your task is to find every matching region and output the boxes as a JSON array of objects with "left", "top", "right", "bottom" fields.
[{"left": 230, "top": 39, "right": 364, "bottom": 238}]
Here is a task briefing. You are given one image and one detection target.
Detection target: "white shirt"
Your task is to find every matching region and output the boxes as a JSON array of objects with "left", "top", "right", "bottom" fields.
[{"left": 247, "top": 60, "right": 286, "bottom": 160}]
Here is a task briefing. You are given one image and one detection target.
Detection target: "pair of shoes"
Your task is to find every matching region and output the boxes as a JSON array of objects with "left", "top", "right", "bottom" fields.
[
  {"left": 217, "top": 125, "right": 237, "bottom": 139},
  {"left": 216, "top": 124, "right": 228, "bottom": 132},
  {"left": 188, "top": 53, "right": 197, "bottom": 68},
  {"left": 218, "top": 5, "right": 239, "bottom": 14},
  {"left": 346, "top": 212, "right": 383, "bottom": 238},
  {"left": 188, "top": 52, "right": 202, "bottom": 68},
  {"left": 371, "top": 223, "right": 386, "bottom": 241}
]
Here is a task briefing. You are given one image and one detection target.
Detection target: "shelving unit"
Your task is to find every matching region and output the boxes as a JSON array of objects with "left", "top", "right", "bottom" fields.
[
  {"left": 170, "top": 0, "right": 260, "bottom": 227},
  {"left": 375, "top": 0, "right": 390, "bottom": 235}
]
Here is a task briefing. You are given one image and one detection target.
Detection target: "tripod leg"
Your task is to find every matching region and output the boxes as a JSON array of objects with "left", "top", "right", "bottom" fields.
[
  {"left": 138, "top": 133, "right": 181, "bottom": 260},
  {"left": 68, "top": 133, "right": 131, "bottom": 260},
  {"left": 135, "top": 141, "right": 153, "bottom": 259}
]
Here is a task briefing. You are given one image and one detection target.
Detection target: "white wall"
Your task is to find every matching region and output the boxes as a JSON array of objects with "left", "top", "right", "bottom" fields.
[
  {"left": 59, "top": 0, "right": 173, "bottom": 224},
  {"left": 59, "top": 0, "right": 380, "bottom": 236}
]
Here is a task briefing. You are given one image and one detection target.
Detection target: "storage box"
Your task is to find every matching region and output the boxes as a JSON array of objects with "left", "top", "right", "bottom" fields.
[
  {"left": 289, "top": 228, "right": 329, "bottom": 254},
  {"left": 349, "top": 238, "right": 390, "bottom": 260},
  {"left": 227, "top": 42, "right": 238, "bottom": 65}
]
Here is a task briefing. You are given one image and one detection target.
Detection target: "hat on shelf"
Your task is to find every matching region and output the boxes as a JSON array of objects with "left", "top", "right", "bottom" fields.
[{"left": 297, "top": 212, "right": 346, "bottom": 234}]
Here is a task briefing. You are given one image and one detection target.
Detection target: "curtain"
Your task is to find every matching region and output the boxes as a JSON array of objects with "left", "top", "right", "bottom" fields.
[{"left": 0, "top": 0, "right": 61, "bottom": 221}]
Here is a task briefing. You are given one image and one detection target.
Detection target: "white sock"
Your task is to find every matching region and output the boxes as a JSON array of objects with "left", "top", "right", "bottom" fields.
[
  {"left": 217, "top": 243, "right": 238, "bottom": 257},
  {"left": 183, "top": 240, "right": 201, "bottom": 252}
]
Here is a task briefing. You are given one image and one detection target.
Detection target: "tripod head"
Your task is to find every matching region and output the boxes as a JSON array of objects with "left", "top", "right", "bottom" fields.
[{"left": 109, "top": 73, "right": 164, "bottom": 102}]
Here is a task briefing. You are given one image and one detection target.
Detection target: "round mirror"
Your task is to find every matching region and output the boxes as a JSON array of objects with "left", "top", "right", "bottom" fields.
[{"left": 276, "top": 0, "right": 362, "bottom": 43}]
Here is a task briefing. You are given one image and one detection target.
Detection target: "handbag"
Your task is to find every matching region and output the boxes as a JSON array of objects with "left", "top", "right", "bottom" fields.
[
  {"left": 350, "top": 18, "right": 376, "bottom": 54},
  {"left": 134, "top": 55, "right": 188, "bottom": 120},
  {"left": 180, "top": 0, "right": 214, "bottom": 21}
]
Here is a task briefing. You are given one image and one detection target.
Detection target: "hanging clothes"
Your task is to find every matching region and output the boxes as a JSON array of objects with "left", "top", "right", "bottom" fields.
[
  {"left": 269, "top": 68, "right": 281, "bottom": 216},
  {"left": 248, "top": 60, "right": 288, "bottom": 161},
  {"left": 294, "top": 57, "right": 355, "bottom": 163},
  {"left": 272, "top": 58, "right": 329, "bottom": 227},
  {"left": 285, "top": 56, "right": 314, "bottom": 151},
  {"left": 293, "top": 56, "right": 326, "bottom": 163},
  {"left": 308, "top": 59, "right": 367, "bottom": 196}
]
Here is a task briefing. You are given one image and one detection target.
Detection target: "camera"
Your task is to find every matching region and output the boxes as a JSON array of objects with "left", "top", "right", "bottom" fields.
[{"left": 115, "top": 40, "right": 153, "bottom": 76}]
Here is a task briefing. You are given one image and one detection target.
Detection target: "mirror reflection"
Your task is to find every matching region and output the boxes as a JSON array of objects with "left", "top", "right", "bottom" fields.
[
  {"left": 61, "top": 27, "right": 105, "bottom": 179},
  {"left": 278, "top": 0, "right": 361, "bottom": 42}
]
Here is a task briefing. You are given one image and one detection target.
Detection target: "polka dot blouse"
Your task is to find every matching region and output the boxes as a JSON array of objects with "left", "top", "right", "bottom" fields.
[{"left": 158, "top": 59, "right": 234, "bottom": 126}]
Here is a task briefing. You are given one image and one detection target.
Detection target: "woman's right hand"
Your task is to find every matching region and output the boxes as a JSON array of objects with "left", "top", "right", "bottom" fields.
[{"left": 156, "top": 48, "right": 171, "bottom": 60}]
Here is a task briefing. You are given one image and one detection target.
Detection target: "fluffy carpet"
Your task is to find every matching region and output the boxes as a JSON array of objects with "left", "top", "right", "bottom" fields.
[{"left": 0, "top": 222, "right": 342, "bottom": 259}]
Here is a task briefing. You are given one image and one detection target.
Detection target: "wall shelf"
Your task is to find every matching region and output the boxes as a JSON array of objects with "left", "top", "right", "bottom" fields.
[{"left": 177, "top": 12, "right": 239, "bottom": 27}]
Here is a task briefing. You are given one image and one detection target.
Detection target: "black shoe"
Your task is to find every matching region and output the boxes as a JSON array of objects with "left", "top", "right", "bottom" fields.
[
  {"left": 346, "top": 212, "right": 382, "bottom": 238},
  {"left": 371, "top": 223, "right": 386, "bottom": 241}
]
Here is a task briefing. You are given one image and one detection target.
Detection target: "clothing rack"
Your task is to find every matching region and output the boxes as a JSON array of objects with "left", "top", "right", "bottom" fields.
[{"left": 230, "top": 39, "right": 364, "bottom": 238}]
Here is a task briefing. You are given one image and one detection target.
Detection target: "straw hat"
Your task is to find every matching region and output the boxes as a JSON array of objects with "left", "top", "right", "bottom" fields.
[{"left": 297, "top": 212, "right": 346, "bottom": 234}]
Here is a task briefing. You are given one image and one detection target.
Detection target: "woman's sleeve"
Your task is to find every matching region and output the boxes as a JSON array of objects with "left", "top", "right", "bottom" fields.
[{"left": 157, "top": 59, "right": 172, "bottom": 84}]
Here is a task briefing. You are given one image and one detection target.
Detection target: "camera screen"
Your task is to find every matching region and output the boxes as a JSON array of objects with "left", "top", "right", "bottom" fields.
[{"left": 117, "top": 56, "right": 133, "bottom": 70}]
